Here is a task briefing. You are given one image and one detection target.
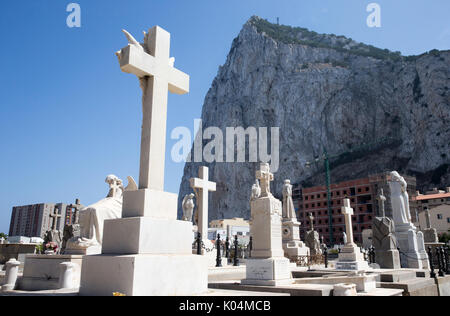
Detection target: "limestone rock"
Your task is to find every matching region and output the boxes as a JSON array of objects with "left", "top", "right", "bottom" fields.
[{"left": 178, "top": 16, "right": 450, "bottom": 223}]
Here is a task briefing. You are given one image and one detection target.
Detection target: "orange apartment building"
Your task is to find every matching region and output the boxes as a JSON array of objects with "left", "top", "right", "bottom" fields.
[{"left": 295, "top": 172, "right": 417, "bottom": 246}]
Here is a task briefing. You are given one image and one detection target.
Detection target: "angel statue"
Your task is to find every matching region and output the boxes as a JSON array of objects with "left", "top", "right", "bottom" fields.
[
  {"left": 64, "top": 175, "right": 138, "bottom": 255},
  {"left": 251, "top": 180, "right": 261, "bottom": 201},
  {"left": 182, "top": 193, "right": 195, "bottom": 222}
]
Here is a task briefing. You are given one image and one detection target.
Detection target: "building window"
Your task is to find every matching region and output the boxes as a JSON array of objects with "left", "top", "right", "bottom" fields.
[
  {"left": 447, "top": 218, "right": 450, "bottom": 223},
  {"left": 437, "top": 214, "right": 443, "bottom": 220},
  {"left": 305, "top": 196, "right": 309, "bottom": 201}
]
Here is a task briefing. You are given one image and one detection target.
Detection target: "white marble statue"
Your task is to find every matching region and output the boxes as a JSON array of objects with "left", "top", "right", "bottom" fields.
[
  {"left": 389, "top": 171, "right": 412, "bottom": 226},
  {"left": 182, "top": 193, "right": 195, "bottom": 222},
  {"left": 282, "top": 179, "right": 296, "bottom": 220},
  {"left": 251, "top": 180, "right": 261, "bottom": 201},
  {"left": 343, "top": 232, "right": 348, "bottom": 245},
  {"left": 65, "top": 175, "right": 137, "bottom": 254}
]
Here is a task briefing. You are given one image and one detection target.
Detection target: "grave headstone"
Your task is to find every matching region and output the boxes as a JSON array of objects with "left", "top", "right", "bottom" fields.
[
  {"left": 304, "top": 213, "right": 322, "bottom": 256},
  {"left": 242, "top": 163, "right": 292, "bottom": 286},
  {"left": 422, "top": 208, "right": 439, "bottom": 243},
  {"left": 336, "top": 199, "right": 370, "bottom": 270}
]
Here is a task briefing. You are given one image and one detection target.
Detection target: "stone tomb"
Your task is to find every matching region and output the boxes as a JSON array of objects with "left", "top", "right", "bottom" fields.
[
  {"left": 20, "top": 255, "right": 83, "bottom": 291},
  {"left": 79, "top": 26, "right": 207, "bottom": 296},
  {"left": 242, "top": 163, "right": 292, "bottom": 286}
]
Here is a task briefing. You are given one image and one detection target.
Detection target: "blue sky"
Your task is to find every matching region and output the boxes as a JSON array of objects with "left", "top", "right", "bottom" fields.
[{"left": 0, "top": 0, "right": 448, "bottom": 234}]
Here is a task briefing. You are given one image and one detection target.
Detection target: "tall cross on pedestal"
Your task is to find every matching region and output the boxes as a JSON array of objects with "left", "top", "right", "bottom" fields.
[
  {"left": 377, "top": 188, "right": 387, "bottom": 218},
  {"left": 50, "top": 207, "right": 62, "bottom": 231},
  {"left": 341, "top": 199, "right": 355, "bottom": 246},
  {"left": 116, "top": 26, "right": 189, "bottom": 191},
  {"left": 190, "top": 167, "right": 216, "bottom": 242},
  {"left": 255, "top": 163, "right": 274, "bottom": 197},
  {"left": 308, "top": 213, "right": 315, "bottom": 231}
]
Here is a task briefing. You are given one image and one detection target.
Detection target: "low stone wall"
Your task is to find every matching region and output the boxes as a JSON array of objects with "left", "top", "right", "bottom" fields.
[{"left": 0, "top": 244, "right": 36, "bottom": 264}]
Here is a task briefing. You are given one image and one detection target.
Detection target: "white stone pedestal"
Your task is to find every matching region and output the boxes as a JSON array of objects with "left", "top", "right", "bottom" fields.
[
  {"left": 242, "top": 194, "right": 292, "bottom": 286},
  {"left": 336, "top": 244, "right": 370, "bottom": 271},
  {"left": 1, "top": 259, "right": 20, "bottom": 292},
  {"left": 64, "top": 245, "right": 102, "bottom": 256},
  {"left": 79, "top": 189, "right": 208, "bottom": 296},
  {"left": 59, "top": 262, "right": 77, "bottom": 289},
  {"left": 242, "top": 257, "right": 292, "bottom": 286},
  {"left": 282, "top": 220, "right": 309, "bottom": 260},
  {"left": 20, "top": 255, "right": 83, "bottom": 291},
  {"left": 395, "top": 224, "right": 429, "bottom": 269}
]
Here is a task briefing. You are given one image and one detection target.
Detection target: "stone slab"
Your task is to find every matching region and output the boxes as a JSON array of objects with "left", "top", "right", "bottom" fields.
[
  {"left": 378, "top": 278, "right": 438, "bottom": 296},
  {"left": 335, "top": 260, "right": 370, "bottom": 271},
  {"left": 208, "top": 266, "right": 246, "bottom": 282},
  {"left": 357, "top": 288, "right": 404, "bottom": 297},
  {"left": 293, "top": 274, "right": 377, "bottom": 293},
  {"left": 79, "top": 254, "right": 208, "bottom": 296},
  {"left": 122, "top": 189, "right": 177, "bottom": 219},
  {"left": 435, "top": 275, "right": 450, "bottom": 296},
  {"left": 102, "top": 217, "right": 192, "bottom": 255},
  {"left": 379, "top": 270, "right": 416, "bottom": 283},
  {"left": 209, "top": 281, "right": 334, "bottom": 296},
  {"left": 204, "top": 289, "right": 289, "bottom": 296}
]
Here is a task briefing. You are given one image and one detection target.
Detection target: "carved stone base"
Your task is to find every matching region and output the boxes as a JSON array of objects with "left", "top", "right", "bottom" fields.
[{"left": 242, "top": 257, "right": 292, "bottom": 286}]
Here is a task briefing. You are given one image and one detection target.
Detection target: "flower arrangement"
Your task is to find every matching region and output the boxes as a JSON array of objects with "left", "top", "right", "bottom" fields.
[
  {"left": 45, "top": 242, "right": 58, "bottom": 252},
  {"left": 113, "top": 292, "right": 126, "bottom": 296}
]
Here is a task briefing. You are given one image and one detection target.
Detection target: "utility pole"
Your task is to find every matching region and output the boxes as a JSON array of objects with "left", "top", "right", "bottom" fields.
[{"left": 323, "top": 149, "right": 334, "bottom": 245}]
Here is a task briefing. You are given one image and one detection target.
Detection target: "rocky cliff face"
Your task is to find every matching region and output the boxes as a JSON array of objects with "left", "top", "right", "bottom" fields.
[{"left": 178, "top": 17, "right": 450, "bottom": 222}]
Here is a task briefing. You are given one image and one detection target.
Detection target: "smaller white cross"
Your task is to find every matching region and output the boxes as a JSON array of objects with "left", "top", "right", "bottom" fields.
[
  {"left": 341, "top": 199, "right": 354, "bottom": 245},
  {"left": 190, "top": 167, "right": 216, "bottom": 241}
]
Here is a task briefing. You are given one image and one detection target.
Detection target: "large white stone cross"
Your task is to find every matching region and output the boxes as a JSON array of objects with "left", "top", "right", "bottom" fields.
[
  {"left": 190, "top": 167, "right": 216, "bottom": 241},
  {"left": 117, "top": 26, "right": 189, "bottom": 191},
  {"left": 341, "top": 199, "right": 355, "bottom": 246}
]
